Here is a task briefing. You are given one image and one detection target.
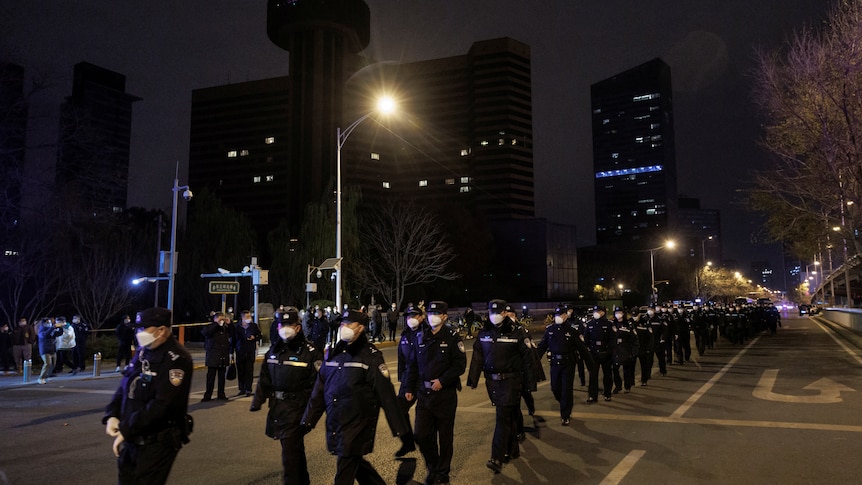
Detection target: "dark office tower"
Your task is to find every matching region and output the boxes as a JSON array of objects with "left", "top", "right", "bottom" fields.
[
  {"left": 591, "top": 58, "right": 678, "bottom": 246},
  {"left": 344, "top": 37, "right": 534, "bottom": 220},
  {"left": 267, "top": 0, "right": 371, "bottom": 233},
  {"left": 0, "top": 63, "right": 27, "bottom": 253},
  {"left": 57, "top": 62, "right": 140, "bottom": 215},
  {"left": 188, "top": 77, "right": 291, "bottom": 238},
  {"left": 677, "top": 197, "right": 722, "bottom": 264}
]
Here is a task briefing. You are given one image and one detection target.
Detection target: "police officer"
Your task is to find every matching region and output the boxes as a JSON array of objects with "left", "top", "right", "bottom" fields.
[
  {"left": 103, "top": 308, "right": 193, "bottom": 485},
  {"left": 394, "top": 305, "right": 424, "bottom": 458},
  {"left": 581, "top": 305, "right": 615, "bottom": 402},
  {"left": 401, "top": 301, "right": 466, "bottom": 485},
  {"left": 466, "top": 299, "right": 537, "bottom": 474},
  {"left": 201, "top": 312, "right": 234, "bottom": 401},
  {"left": 301, "top": 309, "right": 410, "bottom": 485},
  {"left": 250, "top": 307, "right": 323, "bottom": 485},
  {"left": 536, "top": 305, "right": 593, "bottom": 425},
  {"left": 645, "top": 305, "right": 668, "bottom": 377},
  {"left": 611, "top": 307, "right": 639, "bottom": 393},
  {"left": 305, "top": 306, "right": 329, "bottom": 351},
  {"left": 632, "top": 307, "right": 655, "bottom": 386}
]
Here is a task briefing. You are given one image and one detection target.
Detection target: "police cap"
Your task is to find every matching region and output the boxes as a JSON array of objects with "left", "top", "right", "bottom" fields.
[
  {"left": 404, "top": 305, "right": 422, "bottom": 316},
  {"left": 488, "top": 299, "right": 507, "bottom": 313},
  {"left": 135, "top": 307, "right": 172, "bottom": 328},
  {"left": 427, "top": 301, "right": 448, "bottom": 314},
  {"left": 280, "top": 306, "right": 299, "bottom": 324},
  {"left": 554, "top": 304, "right": 571, "bottom": 315},
  {"left": 591, "top": 305, "right": 607, "bottom": 313},
  {"left": 341, "top": 309, "right": 369, "bottom": 326}
]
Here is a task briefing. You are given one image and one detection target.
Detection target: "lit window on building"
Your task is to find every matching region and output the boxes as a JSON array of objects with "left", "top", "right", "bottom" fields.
[
  {"left": 511, "top": 138, "right": 518, "bottom": 145},
  {"left": 460, "top": 176, "right": 470, "bottom": 184},
  {"left": 633, "top": 93, "right": 660, "bottom": 102},
  {"left": 611, "top": 152, "right": 619, "bottom": 159},
  {"left": 650, "top": 106, "right": 659, "bottom": 111},
  {"left": 651, "top": 135, "right": 662, "bottom": 141},
  {"left": 253, "top": 176, "right": 261, "bottom": 183},
  {"left": 371, "top": 152, "right": 380, "bottom": 160},
  {"left": 593, "top": 108, "right": 602, "bottom": 114},
  {"left": 602, "top": 119, "right": 610, "bottom": 125},
  {"left": 635, "top": 136, "right": 645, "bottom": 143},
  {"left": 419, "top": 180, "right": 428, "bottom": 187},
  {"left": 228, "top": 150, "right": 238, "bottom": 158},
  {"left": 646, "top": 209, "right": 657, "bottom": 215},
  {"left": 460, "top": 186, "right": 471, "bottom": 193},
  {"left": 445, "top": 178, "right": 455, "bottom": 185},
  {"left": 650, "top": 123, "right": 660, "bottom": 129},
  {"left": 480, "top": 140, "right": 489, "bottom": 146},
  {"left": 460, "top": 148, "right": 470, "bottom": 156},
  {"left": 266, "top": 175, "right": 274, "bottom": 182},
  {"left": 240, "top": 149, "right": 250, "bottom": 156},
  {"left": 634, "top": 114, "right": 650, "bottom": 120},
  {"left": 382, "top": 181, "right": 391, "bottom": 189},
  {"left": 265, "top": 137, "right": 275, "bottom": 144},
  {"left": 112, "top": 206, "right": 123, "bottom": 213},
  {"left": 498, "top": 138, "right": 505, "bottom": 146}
]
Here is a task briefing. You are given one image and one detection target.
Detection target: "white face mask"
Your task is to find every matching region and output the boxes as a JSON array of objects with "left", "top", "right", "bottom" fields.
[
  {"left": 429, "top": 315, "right": 444, "bottom": 328},
  {"left": 135, "top": 328, "right": 159, "bottom": 348},
  {"left": 243, "top": 319, "right": 252, "bottom": 324},
  {"left": 406, "top": 317, "right": 420, "bottom": 330},
  {"left": 489, "top": 313, "right": 505, "bottom": 325},
  {"left": 615, "top": 313, "right": 624, "bottom": 320},
  {"left": 339, "top": 325, "right": 356, "bottom": 343},
  {"left": 554, "top": 315, "right": 565, "bottom": 324},
  {"left": 278, "top": 326, "right": 296, "bottom": 341},
  {"left": 592, "top": 312, "right": 602, "bottom": 320},
  {"left": 647, "top": 310, "right": 655, "bottom": 316}
]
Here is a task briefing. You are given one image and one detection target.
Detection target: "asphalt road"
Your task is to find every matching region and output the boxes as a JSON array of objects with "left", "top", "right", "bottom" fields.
[{"left": 1, "top": 313, "right": 861, "bottom": 484}]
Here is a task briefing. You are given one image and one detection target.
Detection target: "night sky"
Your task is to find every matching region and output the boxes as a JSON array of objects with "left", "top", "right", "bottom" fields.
[{"left": 1, "top": 1, "right": 832, "bottom": 289}]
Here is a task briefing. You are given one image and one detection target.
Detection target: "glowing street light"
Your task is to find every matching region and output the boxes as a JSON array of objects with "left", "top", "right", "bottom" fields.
[
  {"left": 649, "top": 240, "right": 675, "bottom": 303},
  {"left": 335, "top": 96, "right": 396, "bottom": 313}
]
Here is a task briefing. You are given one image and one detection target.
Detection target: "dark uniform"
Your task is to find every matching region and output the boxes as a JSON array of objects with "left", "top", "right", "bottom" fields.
[
  {"left": 394, "top": 305, "right": 424, "bottom": 458},
  {"left": 115, "top": 316, "right": 136, "bottom": 371},
  {"left": 535, "top": 305, "right": 593, "bottom": 425},
  {"left": 234, "top": 314, "right": 262, "bottom": 396},
  {"left": 467, "top": 299, "right": 537, "bottom": 474},
  {"left": 581, "top": 306, "right": 616, "bottom": 402},
  {"left": 250, "top": 310, "right": 322, "bottom": 485},
  {"left": 201, "top": 313, "right": 235, "bottom": 401},
  {"left": 611, "top": 309, "right": 639, "bottom": 393},
  {"left": 672, "top": 308, "right": 692, "bottom": 364},
  {"left": 646, "top": 307, "right": 668, "bottom": 376},
  {"left": 401, "top": 301, "right": 467, "bottom": 485},
  {"left": 301, "top": 310, "right": 410, "bottom": 485},
  {"left": 632, "top": 310, "right": 655, "bottom": 386},
  {"left": 103, "top": 308, "right": 193, "bottom": 485}
]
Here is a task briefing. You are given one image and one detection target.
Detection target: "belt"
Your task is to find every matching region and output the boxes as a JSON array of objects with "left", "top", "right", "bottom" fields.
[
  {"left": 132, "top": 427, "right": 176, "bottom": 446},
  {"left": 423, "top": 381, "right": 435, "bottom": 389},
  {"left": 551, "top": 354, "right": 569, "bottom": 360},
  {"left": 487, "top": 372, "right": 520, "bottom": 381},
  {"left": 274, "top": 391, "right": 304, "bottom": 400}
]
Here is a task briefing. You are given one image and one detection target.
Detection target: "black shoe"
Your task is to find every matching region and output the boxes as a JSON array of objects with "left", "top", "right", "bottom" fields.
[
  {"left": 561, "top": 417, "right": 570, "bottom": 426},
  {"left": 236, "top": 391, "right": 246, "bottom": 397},
  {"left": 641, "top": 381, "right": 647, "bottom": 386},
  {"left": 516, "top": 432, "right": 526, "bottom": 443},
  {"left": 486, "top": 459, "right": 502, "bottom": 474},
  {"left": 612, "top": 387, "right": 621, "bottom": 394},
  {"left": 586, "top": 397, "right": 596, "bottom": 404},
  {"left": 217, "top": 395, "right": 229, "bottom": 401},
  {"left": 201, "top": 397, "right": 212, "bottom": 402},
  {"left": 71, "top": 369, "right": 79, "bottom": 376},
  {"left": 394, "top": 439, "right": 415, "bottom": 457},
  {"left": 246, "top": 392, "right": 253, "bottom": 397},
  {"left": 624, "top": 388, "right": 631, "bottom": 393},
  {"left": 604, "top": 395, "right": 612, "bottom": 401}
]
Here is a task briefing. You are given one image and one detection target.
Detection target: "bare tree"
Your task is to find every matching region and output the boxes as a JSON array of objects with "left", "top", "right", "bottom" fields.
[
  {"left": 750, "top": 0, "right": 862, "bottom": 261},
  {"left": 357, "top": 200, "right": 458, "bottom": 309}
]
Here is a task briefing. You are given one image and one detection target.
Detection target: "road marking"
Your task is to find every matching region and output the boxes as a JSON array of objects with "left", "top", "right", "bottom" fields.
[
  {"left": 600, "top": 449, "right": 646, "bottom": 485},
  {"left": 813, "top": 318, "right": 862, "bottom": 365},
  {"left": 753, "top": 368, "right": 854, "bottom": 403},
  {"left": 669, "top": 335, "right": 760, "bottom": 419},
  {"left": 10, "top": 387, "right": 115, "bottom": 395}
]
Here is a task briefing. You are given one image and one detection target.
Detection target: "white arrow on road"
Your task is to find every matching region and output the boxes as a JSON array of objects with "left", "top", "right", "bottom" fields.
[{"left": 753, "top": 369, "right": 855, "bottom": 404}]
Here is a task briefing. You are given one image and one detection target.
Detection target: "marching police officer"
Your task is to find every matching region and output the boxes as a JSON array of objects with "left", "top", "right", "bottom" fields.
[
  {"left": 536, "top": 305, "right": 593, "bottom": 425},
  {"left": 250, "top": 307, "right": 322, "bottom": 485},
  {"left": 645, "top": 305, "right": 668, "bottom": 377},
  {"left": 632, "top": 307, "right": 655, "bottom": 386},
  {"left": 103, "top": 308, "right": 193, "bottom": 485},
  {"left": 301, "top": 309, "right": 410, "bottom": 485},
  {"left": 401, "top": 301, "right": 466, "bottom": 485},
  {"left": 581, "top": 305, "right": 616, "bottom": 402},
  {"left": 395, "top": 305, "right": 425, "bottom": 458},
  {"left": 611, "top": 307, "right": 639, "bottom": 393},
  {"left": 467, "top": 299, "right": 536, "bottom": 474}
]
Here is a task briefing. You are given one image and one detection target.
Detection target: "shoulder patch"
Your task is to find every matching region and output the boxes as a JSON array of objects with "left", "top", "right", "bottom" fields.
[
  {"left": 458, "top": 341, "right": 465, "bottom": 353},
  {"left": 313, "top": 360, "right": 322, "bottom": 372},
  {"left": 169, "top": 369, "right": 185, "bottom": 387},
  {"left": 524, "top": 337, "right": 533, "bottom": 348},
  {"left": 378, "top": 363, "right": 390, "bottom": 379},
  {"left": 168, "top": 350, "right": 180, "bottom": 361}
]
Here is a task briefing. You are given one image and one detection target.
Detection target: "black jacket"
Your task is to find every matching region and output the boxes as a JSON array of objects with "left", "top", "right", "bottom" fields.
[
  {"left": 401, "top": 326, "right": 466, "bottom": 395},
  {"left": 251, "top": 332, "right": 322, "bottom": 439},
  {"left": 466, "top": 318, "right": 537, "bottom": 406},
  {"left": 201, "top": 322, "right": 234, "bottom": 367},
  {"left": 234, "top": 322, "right": 261, "bottom": 359},
  {"left": 536, "top": 320, "right": 593, "bottom": 367},
  {"left": 301, "top": 332, "right": 409, "bottom": 456}
]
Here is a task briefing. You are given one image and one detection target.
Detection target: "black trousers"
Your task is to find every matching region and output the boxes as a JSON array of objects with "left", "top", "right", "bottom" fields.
[
  {"left": 204, "top": 366, "right": 227, "bottom": 398},
  {"left": 117, "top": 343, "right": 133, "bottom": 368},
  {"left": 414, "top": 389, "right": 457, "bottom": 482},
  {"left": 280, "top": 429, "right": 310, "bottom": 485},
  {"left": 236, "top": 354, "right": 255, "bottom": 393},
  {"left": 117, "top": 437, "right": 181, "bottom": 485},
  {"left": 637, "top": 352, "right": 653, "bottom": 384},
  {"left": 73, "top": 337, "right": 87, "bottom": 370},
  {"left": 653, "top": 345, "right": 667, "bottom": 375},
  {"left": 491, "top": 404, "right": 519, "bottom": 461},
  {"left": 54, "top": 348, "right": 76, "bottom": 372},
  {"left": 614, "top": 360, "right": 636, "bottom": 390},
  {"left": 334, "top": 455, "right": 385, "bottom": 485},
  {"left": 549, "top": 361, "right": 575, "bottom": 419},
  {"left": 588, "top": 353, "right": 613, "bottom": 400}
]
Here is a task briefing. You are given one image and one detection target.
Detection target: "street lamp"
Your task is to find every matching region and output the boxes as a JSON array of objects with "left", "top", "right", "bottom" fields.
[
  {"left": 701, "top": 235, "right": 716, "bottom": 266},
  {"left": 131, "top": 276, "right": 169, "bottom": 307},
  {"left": 649, "top": 240, "right": 676, "bottom": 303},
  {"left": 167, "top": 164, "right": 192, "bottom": 322},
  {"left": 335, "top": 96, "right": 395, "bottom": 313}
]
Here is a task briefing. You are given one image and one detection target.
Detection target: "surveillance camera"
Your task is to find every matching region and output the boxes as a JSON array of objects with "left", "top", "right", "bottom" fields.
[
  {"left": 316, "top": 270, "right": 323, "bottom": 279},
  {"left": 242, "top": 266, "right": 251, "bottom": 273},
  {"left": 182, "top": 189, "right": 193, "bottom": 201},
  {"left": 217, "top": 267, "right": 230, "bottom": 275}
]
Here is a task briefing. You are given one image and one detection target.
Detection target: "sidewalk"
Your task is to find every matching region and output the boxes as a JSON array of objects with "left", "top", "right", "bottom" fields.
[{"left": 0, "top": 338, "right": 398, "bottom": 391}]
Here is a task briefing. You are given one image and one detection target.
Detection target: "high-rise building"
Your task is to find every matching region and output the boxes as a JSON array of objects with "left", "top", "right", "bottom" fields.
[
  {"left": 57, "top": 62, "right": 140, "bottom": 214},
  {"left": 0, "top": 63, "right": 27, "bottom": 255},
  {"left": 677, "top": 197, "right": 722, "bottom": 264},
  {"left": 591, "top": 58, "right": 678, "bottom": 246}
]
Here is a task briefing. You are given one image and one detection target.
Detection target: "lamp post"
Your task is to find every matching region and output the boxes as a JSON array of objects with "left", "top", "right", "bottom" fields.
[
  {"left": 700, "top": 235, "right": 716, "bottom": 266},
  {"left": 648, "top": 240, "right": 676, "bottom": 303},
  {"left": 335, "top": 97, "right": 395, "bottom": 313},
  {"left": 167, "top": 165, "right": 192, "bottom": 323}
]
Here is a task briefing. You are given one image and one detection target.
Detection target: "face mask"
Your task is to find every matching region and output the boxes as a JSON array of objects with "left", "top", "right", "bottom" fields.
[
  {"left": 429, "top": 315, "right": 444, "bottom": 328},
  {"left": 615, "top": 313, "right": 624, "bottom": 320},
  {"left": 406, "top": 317, "right": 420, "bottom": 330},
  {"left": 647, "top": 310, "right": 655, "bottom": 316},
  {"left": 278, "top": 326, "right": 296, "bottom": 341},
  {"left": 592, "top": 312, "right": 601, "bottom": 320},
  {"left": 136, "top": 328, "right": 158, "bottom": 348},
  {"left": 243, "top": 319, "right": 252, "bottom": 324},
  {"left": 339, "top": 325, "right": 356, "bottom": 343},
  {"left": 554, "top": 316, "right": 565, "bottom": 324},
  {"left": 489, "top": 314, "right": 505, "bottom": 325}
]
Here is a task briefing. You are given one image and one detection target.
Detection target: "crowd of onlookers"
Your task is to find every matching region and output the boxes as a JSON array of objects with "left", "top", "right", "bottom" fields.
[{"left": 0, "top": 315, "right": 91, "bottom": 383}]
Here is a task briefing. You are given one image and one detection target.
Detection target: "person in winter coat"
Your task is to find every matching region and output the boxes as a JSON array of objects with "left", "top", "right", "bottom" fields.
[
  {"left": 611, "top": 307, "right": 640, "bottom": 393},
  {"left": 71, "top": 315, "right": 90, "bottom": 373},
  {"left": 301, "top": 309, "right": 410, "bottom": 485},
  {"left": 201, "top": 312, "right": 235, "bottom": 401},
  {"left": 234, "top": 310, "right": 262, "bottom": 397},
  {"left": 54, "top": 316, "right": 77, "bottom": 374},
  {"left": 37, "top": 317, "right": 63, "bottom": 384},
  {"left": 250, "top": 307, "right": 322, "bottom": 485},
  {"left": 115, "top": 315, "right": 136, "bottom": 372},
  {"left": 11, "top": 318, "right": 37, "bottom": 374}
]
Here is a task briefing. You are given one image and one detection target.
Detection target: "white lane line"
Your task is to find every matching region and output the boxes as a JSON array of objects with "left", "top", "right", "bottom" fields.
[
  {"left": 600, "top": 449, "right": 646, "bottom": 485},
  {"left": 813, "top": 318, "right": 862, "bottom": 366},
  {"left": 669, "top": 335, "right": 760, "bottom": 419}
]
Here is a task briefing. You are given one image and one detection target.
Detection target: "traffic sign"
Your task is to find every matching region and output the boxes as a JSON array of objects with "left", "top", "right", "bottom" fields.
[{"left": 209, "top": 281, "right": 240, "bottom": 294}]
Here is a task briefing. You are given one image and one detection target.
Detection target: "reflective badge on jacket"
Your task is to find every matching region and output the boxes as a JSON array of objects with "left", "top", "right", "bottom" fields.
[{"left": 169, "top": 369, "right": 185, "bottom": 387}]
